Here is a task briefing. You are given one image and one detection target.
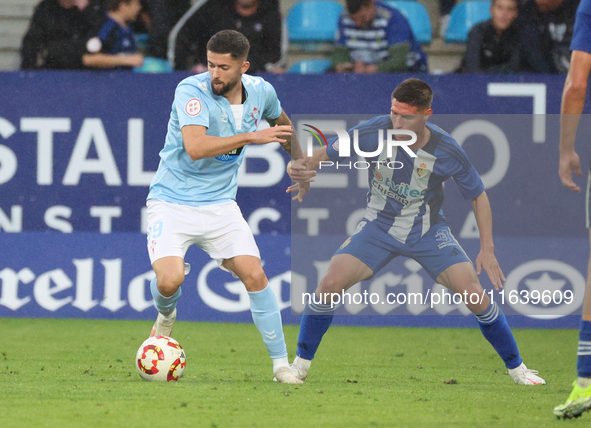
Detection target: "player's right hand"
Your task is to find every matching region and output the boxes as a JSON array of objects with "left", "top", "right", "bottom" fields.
[
  {"left": 559, "top": 150, "right": 582, "bottom": 192},
  {"left": 250, "top": 125, "right": 292, "bottom": 145}
]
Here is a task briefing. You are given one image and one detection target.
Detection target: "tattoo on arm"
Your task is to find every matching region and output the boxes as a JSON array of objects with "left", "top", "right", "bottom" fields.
[{"left": 267, "top": 110, "right": 303, "bottom": 160}]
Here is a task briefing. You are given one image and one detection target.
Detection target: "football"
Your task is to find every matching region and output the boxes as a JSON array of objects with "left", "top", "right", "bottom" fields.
[{"left": 136, "top": 336, "right": 186, "bottom": 382}]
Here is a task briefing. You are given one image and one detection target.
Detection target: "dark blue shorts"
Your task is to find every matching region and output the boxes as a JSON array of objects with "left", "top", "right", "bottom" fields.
[{"left": 333, "top": 219, "right": 472, "bottom": 281}]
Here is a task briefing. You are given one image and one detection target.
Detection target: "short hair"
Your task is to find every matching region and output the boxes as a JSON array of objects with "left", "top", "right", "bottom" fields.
[
  {"left": 104, "top": 0, "right": 134, "bottom": 12},
  {"left": 391, "top": 79, "right": 433, "bottom": 111},
  {"left": 207, "top": 30, "right": 250, "bottom": 61},
  {"left": 347, "top": 0, "right": 372, "bottom": 15}
]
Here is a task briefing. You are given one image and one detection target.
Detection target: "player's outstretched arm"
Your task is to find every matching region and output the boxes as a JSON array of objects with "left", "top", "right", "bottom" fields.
[
  {"left": 559, "top": 50, "right": 591, "bottom": 192},
  {"left": 286, "top": 148, "right": 329, "bottom": 202},
  {"left": 266, "top": 109, "right": 304, "bottom": 160},
  {"left": 182, "top": 124, "right": 292, "bottom": 160},
  {"left": 472, "top": 191, "right": 506, "bottom": 291}
]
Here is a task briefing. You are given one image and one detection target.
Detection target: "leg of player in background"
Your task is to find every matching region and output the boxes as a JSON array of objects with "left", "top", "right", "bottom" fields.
[
  {"left": 437, "top": 262, "right": 545, "bottom": 385},
  {"left": 554, "top": 229, "right": 591, "bottom": 419},
  {"left": 149, "top": 256, "right": 184, "bottom": 337},
  {"left": 222, "top": 255, "right": 302, "bottom": 384},
  {"left": 292, "top": 254, "right": 374, "bottom": 380}
]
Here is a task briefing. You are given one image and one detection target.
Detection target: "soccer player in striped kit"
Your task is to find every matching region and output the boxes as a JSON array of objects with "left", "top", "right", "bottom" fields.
[
  {"left": 555, "top": 0, "right": 591, "bottom": 417},
  {"left": 287, "top": 78, "right": 545, "bottom": 386}
]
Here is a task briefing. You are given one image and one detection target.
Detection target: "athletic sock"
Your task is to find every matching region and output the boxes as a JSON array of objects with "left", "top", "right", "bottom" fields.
[
  {"left": 296, "top": 300, "right": 335, "bottom": 361},
  {"left": 475, "top": 301, "right": 523, "bottom": 369},
  {"left": 293, "top": 355, "right": 312, "bottom": 371},
  {"left": 272, "top": 356, "right": 289, "bottom": 374},
  {"left": 150, "top": 277, "right": 181, "bottom": 316},
  {"left": 577, "top": 319, "right": 591, "bottom": 379},
  {"left": 248, "top": 284, "right": 288, "bottom": 359}
]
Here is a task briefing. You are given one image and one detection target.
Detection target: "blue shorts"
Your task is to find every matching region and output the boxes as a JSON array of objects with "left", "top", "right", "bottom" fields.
[{"left": 334, "top": 219, "right": 472, "bottom": 281}]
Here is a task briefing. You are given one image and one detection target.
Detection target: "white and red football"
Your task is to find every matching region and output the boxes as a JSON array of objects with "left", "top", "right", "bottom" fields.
[{"left": 136, "top": 336, "right": 186, "bottom": 382}]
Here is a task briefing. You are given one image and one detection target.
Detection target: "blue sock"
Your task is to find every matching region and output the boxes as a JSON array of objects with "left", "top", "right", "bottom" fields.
[
  {"left": 248, "top": 284, "right": 288, "bottom": 359},
  {"left": 577, "top": 320, "right": 591, "bottom": 378},
  {"left": 150, "top": 277, "right": 181, "bottom": 316},
  {"left": 297, "top": 300, "right": 335, "bottom": 360},
  {"left": 475, "top": 301, "right": 522, "bottom": 369}
]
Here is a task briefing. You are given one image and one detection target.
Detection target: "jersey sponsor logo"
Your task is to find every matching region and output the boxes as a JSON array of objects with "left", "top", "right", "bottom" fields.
[
  {"left": 372, "top": 172, "right": 427, "bottom": 204},
  {"left": 185, "top": 98, "right": 202, "bottom": 117},
  {"left": 215, "top": 147, "right": 244, "bottom": 162}
]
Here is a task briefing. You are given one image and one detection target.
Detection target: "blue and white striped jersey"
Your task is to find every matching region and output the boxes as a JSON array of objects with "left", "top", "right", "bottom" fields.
[
  {"left": 335, "top": 1, "right": 428, "bottom": 72},
  {"left": 326, "top": 115, "right": 484, "bottom": 245}
]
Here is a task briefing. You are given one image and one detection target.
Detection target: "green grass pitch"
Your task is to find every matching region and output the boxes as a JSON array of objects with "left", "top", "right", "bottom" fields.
[{"left": 0, "top": 318, "right": 587, "bottom": 428}]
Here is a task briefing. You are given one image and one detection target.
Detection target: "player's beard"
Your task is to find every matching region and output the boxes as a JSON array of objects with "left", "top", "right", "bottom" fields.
[{"left": 211, "top": 75, "right": 240, "bottom": 96}]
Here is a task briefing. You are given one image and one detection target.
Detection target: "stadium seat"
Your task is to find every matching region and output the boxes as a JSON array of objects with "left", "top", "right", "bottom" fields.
[
  {"left": 384, "top": 1, "right": 432, "bottom": 44},
  {"left": 445, "top": 1, "right": 492, "bottom": 43},
  {"left": 133, "top": 57, "right": 173, "bottom": 73},
  {"left": 287, "top": 0, "right": 343, "bottom": 42},
  {"left": 288, "top": 59, "right": 333, "bottom": 74}
]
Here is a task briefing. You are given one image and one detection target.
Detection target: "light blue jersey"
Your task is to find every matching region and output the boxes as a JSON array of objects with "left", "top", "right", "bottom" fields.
[{"left": 148, "top": 72, "right": 282, "bottom": 206}]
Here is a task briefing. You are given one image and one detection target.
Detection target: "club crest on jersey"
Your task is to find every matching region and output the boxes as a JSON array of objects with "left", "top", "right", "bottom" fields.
[
  {"left": 250, "top": 107, "right": 261, "bottom": 127},
  {"left": 185, "top": 98, "right": 202, "bottom": 116},
  {"left": 416, "top": 162, "right": 428, "bottom": 178}
]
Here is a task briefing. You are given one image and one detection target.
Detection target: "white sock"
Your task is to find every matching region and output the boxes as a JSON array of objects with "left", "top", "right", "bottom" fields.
[
  {"left": 294, "top": 356, "right": 311, "bottom": 371},
  {"left": 272, "top": 356, "right": 289, "bottom": 374},
  {"left": 577, "top": 376, "right": 591, "bottom": 389}
]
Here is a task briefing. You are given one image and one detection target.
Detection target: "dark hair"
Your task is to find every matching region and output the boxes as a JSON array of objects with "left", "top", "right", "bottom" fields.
[
  {"left": 391, "top": 79, "right": 433, "bottom": 111},
  {"left": 346, "top": 0, "right": 372, "bottom": 15},
  {"left": 104, "top": 0, "right": 134, "bottom": 12},
  {"left": 207, "top": 30, "right": 250, "bottom": 60}
]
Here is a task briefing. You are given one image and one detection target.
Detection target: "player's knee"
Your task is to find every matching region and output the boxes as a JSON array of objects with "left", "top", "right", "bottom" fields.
[
  {"left": 156, "top": 271, "right": 184, "bottom": 297},
  {"left": 241, "top": 267, "right": 268, "bottom": 291},
  {"left": 318, "top": 273, "right": 347, "bottom": 294}
]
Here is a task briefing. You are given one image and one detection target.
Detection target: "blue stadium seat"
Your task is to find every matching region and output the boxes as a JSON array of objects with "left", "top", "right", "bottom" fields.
[
  {"left": 287, "top": 0, "right": 343, "bottom": 42},
  {"left": 385, "top": 1, "right": 432, "bottom": 44},
  {"left": 288, "top": 59, "right": 333, "bottom": 74},
  {"left": 445, "top": 1, "right": 492, "bottom": 43},
  {"left": 133, "top": 57, "right": 173, "bottom": 73}
]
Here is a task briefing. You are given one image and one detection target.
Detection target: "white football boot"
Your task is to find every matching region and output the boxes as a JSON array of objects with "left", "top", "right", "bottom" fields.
[
  {"left": 150, "top": 308, "right": 176, "bottom": 338},
  {"left": 508, "top": 363, "right": 546, "bottom": 385}
]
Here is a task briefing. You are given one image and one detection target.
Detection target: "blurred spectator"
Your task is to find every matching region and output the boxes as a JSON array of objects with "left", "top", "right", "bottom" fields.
[
  {"left": 142, "top": 0, "right": 190, "bottom": 58},
  {"left": 459, "top": 0, "right": 521, "bottom": 73},
  {"left": 82, "top": 0, "right": 144, "bottom": 70},
  {"left": 174, "top": 0, "right": 284, "bottom": 74},
  {"left": 520, "top": 0, "right": 580, "bottom": 73},
  {"left": 439, "top": 0, "right": 456, "bottom": 38},
  {"left": 332, "top": 0, "right": 428, "bottom": 73},
  {"left": 20, "top": 0, "right": 102, "bottom": 69}
]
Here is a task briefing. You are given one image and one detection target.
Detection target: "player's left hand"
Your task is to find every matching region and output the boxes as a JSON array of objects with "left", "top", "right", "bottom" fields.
[
  {"left": 287, "top": 158, "right": 316, "bottom": 183},
  {"left": 475, "top": 250, "right": 506, "bottom": 291},
  {"left": 559, "top": 150, "right": 582, "bottom": 192},
  {"left": 287, "top": 182, "right": 310, "bottom": 202}
]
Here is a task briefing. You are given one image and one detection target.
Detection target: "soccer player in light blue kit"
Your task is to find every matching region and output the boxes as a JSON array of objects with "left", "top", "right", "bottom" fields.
[
  {"left": 145, "top": 30, "right": 306, "bottom": 383},
  {"left": 287, "top": 78, "right": 545, "bottom": 385},
  {"left": 555, "top": 0, "right": 591, "bottom": 417}
]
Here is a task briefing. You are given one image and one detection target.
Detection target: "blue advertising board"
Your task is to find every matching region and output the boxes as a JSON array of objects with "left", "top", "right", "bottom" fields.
[{"left": 0, "top": 71, "right": 586, "bottom": 328}]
